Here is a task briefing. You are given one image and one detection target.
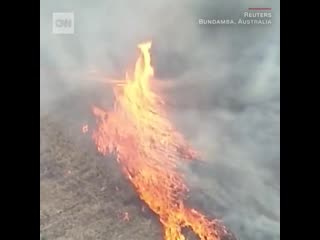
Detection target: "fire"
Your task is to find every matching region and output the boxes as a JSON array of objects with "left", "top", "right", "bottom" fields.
[
  {"left": 122, "top": 212, "right": 130, "bottom": 221},
  {"left": 91, "top": 42, "right": 224, "bottom": 240},
  {"left": 82, "top": 124, "right": 88, "bottom": 133}
]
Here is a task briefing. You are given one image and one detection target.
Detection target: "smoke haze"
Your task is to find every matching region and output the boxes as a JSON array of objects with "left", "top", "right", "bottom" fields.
[{"left": 40, "top": 0, "right": 280, "bottom": 239}]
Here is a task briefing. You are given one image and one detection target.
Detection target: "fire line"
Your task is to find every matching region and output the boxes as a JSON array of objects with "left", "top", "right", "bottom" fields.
[{"left": 90, "top": 41, "right": 232, "bottom": 240}]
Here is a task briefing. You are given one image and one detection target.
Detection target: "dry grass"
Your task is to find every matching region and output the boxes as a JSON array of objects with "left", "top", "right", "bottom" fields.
[
  {"left": 40, "top": 93, "right": 236, "bottom": 240},
  {"left": 40, "top": 112, "right": 162, "bottom": 240}
]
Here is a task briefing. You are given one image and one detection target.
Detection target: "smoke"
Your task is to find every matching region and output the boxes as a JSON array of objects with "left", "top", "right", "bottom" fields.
[{"left": 40, "top": 0, "right": 279, "bottom": 239}]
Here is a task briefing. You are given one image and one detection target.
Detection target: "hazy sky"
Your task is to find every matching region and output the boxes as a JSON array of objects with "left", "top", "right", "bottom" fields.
[{"left": 41, "top": 1, "right": 280, "bottom": 239}]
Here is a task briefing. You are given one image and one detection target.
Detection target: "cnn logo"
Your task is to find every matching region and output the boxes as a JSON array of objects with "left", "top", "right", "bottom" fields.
[{"left": 52, "top": 12, "right": 74, "bottom": 34}]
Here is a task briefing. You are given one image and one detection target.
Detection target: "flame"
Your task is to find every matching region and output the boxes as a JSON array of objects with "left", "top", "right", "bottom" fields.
[
  {"left": 121, "top": 211, "right": 130, "bottom": 222},
  {"left": 82, "top": 124, "right": 88, "bottom": 133},
  {"left": 91, "top": 42, "right": 222, "bottom": 240}
]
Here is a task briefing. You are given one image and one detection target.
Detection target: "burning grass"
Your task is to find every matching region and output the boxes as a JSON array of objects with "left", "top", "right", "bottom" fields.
[
  {"left": 89, "top": 42, "right": 236, "bottom": 240},
  {"left": 40, "top": 42, "right": 236, "bottom": 240}
]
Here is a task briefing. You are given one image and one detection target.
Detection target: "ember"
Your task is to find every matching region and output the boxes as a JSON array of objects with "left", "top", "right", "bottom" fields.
[
  {"left": 82, "top": 124, "right": 88, "bottom": 133},
  {"left": 123, "top": 212, "right": 130, "bottom": 221}
]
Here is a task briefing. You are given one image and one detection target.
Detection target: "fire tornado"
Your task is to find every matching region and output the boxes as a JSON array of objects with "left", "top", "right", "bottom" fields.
[{"left": 91, "top": 42, "right": 235, "bottom": 240}]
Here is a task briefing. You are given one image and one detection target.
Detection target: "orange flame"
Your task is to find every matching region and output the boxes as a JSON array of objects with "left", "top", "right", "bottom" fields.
[{"left": 91, "top": 42, "right": 222, "bottom": 240}]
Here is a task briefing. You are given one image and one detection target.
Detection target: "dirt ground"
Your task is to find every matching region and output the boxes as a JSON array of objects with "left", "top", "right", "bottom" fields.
[
  {"left": 40, "top": 92, "right": 236, "bottom": 240},
  {"left": 40, "top": 103, "right": 165, "bottom": 240}
]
